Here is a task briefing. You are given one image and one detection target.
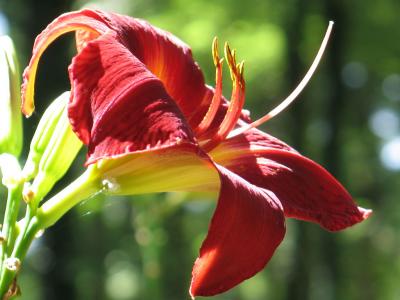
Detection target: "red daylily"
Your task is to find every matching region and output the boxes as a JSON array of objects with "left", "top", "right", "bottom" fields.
[{"left": 21, "top": 9, "right": 371, "bottom": 297}]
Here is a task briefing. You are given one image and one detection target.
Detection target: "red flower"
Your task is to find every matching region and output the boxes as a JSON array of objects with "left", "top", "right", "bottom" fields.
[{"left": 21, "top": 9, "right": 371, "bottom": 297}]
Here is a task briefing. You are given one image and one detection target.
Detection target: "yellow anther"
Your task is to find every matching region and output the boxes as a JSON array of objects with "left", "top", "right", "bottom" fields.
[
  {"left": 224, "top": 43, "right": 233, "bottom": 67},
  {"left": 212, "top": 37, "right": 220, "bottom": 66},
  {"left": 22, "top": 187, "right": 35, "bottom": 204},
  {"left": 232, "top": 49, "right": 237, "bottom": 64},
  {"left": 224, "top": 43, "right": 237, "bottom": 81},
  {"left": 228, "top": 21, "right": 335, "bottom": 139},
  {"left": 238, "top": 61, "right": 245, "bottom": 86}
]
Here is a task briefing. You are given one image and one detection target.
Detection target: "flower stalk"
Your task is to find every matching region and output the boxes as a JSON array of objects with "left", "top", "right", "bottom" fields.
[
  {"left": 0, "top": 155, "right": 23, "bottom": 264},
  {"left": 0, "top": 163, "right": 101, "bottom": 298},
  {"left": 0, "top": 154, "right": 24, "bottom": 299},
  {"left": 37, "top": 165, "right": 101, "bottom": 229},
  {"left": 0, "top": 214, "right": 40, "bottom": 299}
]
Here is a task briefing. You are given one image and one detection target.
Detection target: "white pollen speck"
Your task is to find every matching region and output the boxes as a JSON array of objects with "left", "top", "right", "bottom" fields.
[
  {"left": 5, "top": 257, "right": 20, "bottom": 271},
  {"left": 102, "top": 177, "right": 120, "bottom": 193}
]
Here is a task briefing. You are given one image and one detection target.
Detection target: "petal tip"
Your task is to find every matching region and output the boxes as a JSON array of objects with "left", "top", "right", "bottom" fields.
[
  {"left": 189, "top": 270, "right": 204, "bottom": 298},
  {"left": 358, "top": 206, "right": 373, "bottom": 220},
  {"left": 189, "top": 283, "right": 196, "bottom": 299},
  {"left": 21, "top": 104, "right": 34, "bottom": 118},
  {"left": 323, "top": 206, "right": 373, "bottom": 232}
]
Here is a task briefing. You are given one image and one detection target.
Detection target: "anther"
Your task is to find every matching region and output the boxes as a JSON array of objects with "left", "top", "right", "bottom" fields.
[
  {"left": 195, "top": 38, "right": 224, "bottom": 136},
  {"left": 212, "top": 37, "right": 219, "bottom": 66},
  {"left": 229, "top": 21, "right": 335, "bottom": 138},
  {"left": 22, "top": 186, "right": 35, "bottom": 204}
]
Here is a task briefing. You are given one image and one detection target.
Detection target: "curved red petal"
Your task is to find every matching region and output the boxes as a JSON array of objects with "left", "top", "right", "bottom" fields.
[
  {"left": 93, "top": 12, "right": 214, "bottom": 128},
  {"left": 69, "top": 33, "right": 195, "bottom": 164},
  {"left": 21, "top": 9, "right": 112, "bottom": 116},
  {"left": 24, "top": 9, "right": 228, "bottom": 135},
  {"left": 190, "top": 165, "right": 285, "bottom": 297},
  {"left": 95, "top": 143, "right": 220, "bottom": 195},
  {"left": 213, "top": 136, "right": 371, "bottom": 231},
  {"left": 210, "top": 127, "right": 296, "bottom": 160}
]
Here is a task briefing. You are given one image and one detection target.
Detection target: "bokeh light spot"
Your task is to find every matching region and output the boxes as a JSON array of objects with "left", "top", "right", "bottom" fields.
[
  {"left": 380, "top": 137, "right": 400, "bottom": 171},
  {"left": 382, "top": 74, "right": 400, "bottom": 102},
  {"left": 105, "top": 266, "right": 139, "bottom": 300},
  {"left": 341, "top": 62, "right": 368, "bottom": 89},
  {"left": 369, "top": 108, "right": 399, "bottom": 140}
]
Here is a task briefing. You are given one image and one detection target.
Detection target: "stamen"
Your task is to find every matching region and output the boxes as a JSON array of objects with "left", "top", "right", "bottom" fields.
[
  {"left": 195, "top": 37, "right": 224, "bottom": 136},
  {"left": 202, "top": 43, "right": 246, "bottom": 152},
  {"left": 228, "top": 21, "right": 334, "bottom": 138}
]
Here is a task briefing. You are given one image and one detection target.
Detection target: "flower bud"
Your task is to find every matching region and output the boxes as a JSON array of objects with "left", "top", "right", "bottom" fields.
[
  {"left": 23, "top": 92, "right": 82, "bottom": 203},
  {"left": 23, "top": 92, "right": 68, "bottom": 180},
  {"left": 0, "top": 36, "right": 23, "bottom": 157}
]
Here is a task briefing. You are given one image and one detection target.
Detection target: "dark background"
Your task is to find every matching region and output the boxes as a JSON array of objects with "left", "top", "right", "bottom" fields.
[{"left": 0, "top": 0, "right": 399, "bottom": 299}]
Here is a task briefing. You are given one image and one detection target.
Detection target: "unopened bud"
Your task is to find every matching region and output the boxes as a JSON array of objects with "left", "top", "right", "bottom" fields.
[
  {"left": 23, "top": 92, "right": 69, "bottom": 180},
  {"left": 0, "top": 36, "right": 23, "bottom": 157},
  {"left": 25, "top": 91, "right": 82, "bottom": 203}
]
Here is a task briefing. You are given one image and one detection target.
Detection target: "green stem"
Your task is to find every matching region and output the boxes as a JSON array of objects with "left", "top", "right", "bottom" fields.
[
  {"left": 0, "top": 216, "right": 39, "bottom": 298},
  {"left": 0, "top": 166, "right": 100, "bottom": 298},
  {"left": 37, "top": 167, "right": 101, "bottom": 229},
  {"left": 0, "top": 205, "right": 35, "bottom": 298},
  {"left": 0, "top": 184, "right": 23, "bottom": 269}
]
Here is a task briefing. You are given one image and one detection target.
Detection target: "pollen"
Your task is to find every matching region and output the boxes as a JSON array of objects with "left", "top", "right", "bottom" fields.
[
  {"left": 101, "top": 177, "right": 120, "bottom": 193},
  {"left": 4, "top": 257, "right": 21, "bottom": 272},
  {"left": 229, "top": 21, "right": 334, "bottom": 138},
  {"left": 195, "top": 37, "right": 224, "bottom": 136},
  {"left": 200, "top": 40, "right": 246, "bottom": 152}
]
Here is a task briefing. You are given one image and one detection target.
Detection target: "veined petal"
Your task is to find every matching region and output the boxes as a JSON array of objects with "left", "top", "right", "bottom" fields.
[
  {"left": 211, "top": 134, "right": 371, "bottom": 231},
  {"left": 21, "top": 9, "right": 111, "bottom": 116},
  {"left": 22, "top": 8, "right": 223, "bottom": 139},
  {"left": 69, "top": 33, "right": 195, "bottom": 164},
  {"left": 95, "top": 144, "right": 219, "bottom": 194},
  {"left": 112, "top": 13, "right": 213, "bottom": 127},
  {"left": 211, "top": 127, "right": 296, "bottom": 158},
  {"left": 190, "top": 165, "right": 285, "bottom": 297}
]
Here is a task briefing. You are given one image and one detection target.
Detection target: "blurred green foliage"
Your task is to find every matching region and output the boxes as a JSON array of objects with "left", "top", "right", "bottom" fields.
[{"left": 0, "top": 0, "right": 399, "bottom": 299}]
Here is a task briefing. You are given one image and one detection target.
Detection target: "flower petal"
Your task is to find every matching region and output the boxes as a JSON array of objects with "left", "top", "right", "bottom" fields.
[
  {"left": 212, "top": 134, "right": 371, "bottom": 231},
  {"left": 190, "top": 165, "right": 285, "bottom": 297},
  {"left": 210, "top": 127, "right": 296, "bottom": 161},
  {"left": 109, "top": 13, "right": 213, "bottom": 127},
  {"left": 22, "top": 8, "right": 224, "bottom": 134},
  {"left": 69, "top": 33, "right": 195, "bottom": 164},
  {"left": 95, "top": 144, "right": 220, "bottom": 195},
  {"left": 21, "top": 9, "right": 111, "bottom": 116}
]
